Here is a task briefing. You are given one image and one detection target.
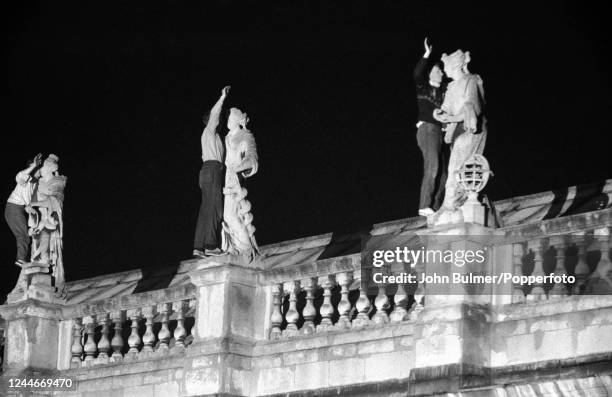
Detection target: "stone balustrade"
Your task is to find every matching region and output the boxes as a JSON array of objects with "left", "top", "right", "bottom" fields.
[
  {"left": 68, "top": 299, "right": 196, "bottom": 368},
  {"left": 502, "top": 210, "right": 612, "bottom": 302},
  {"left": 262, "top": 256, "right": 421, "bottom": 341},
  {"left": 1, "top": 183, "right": 611, "bottom": 396},
  {"left": 62, "top": 283, "right": 196, "bottom": 369}
]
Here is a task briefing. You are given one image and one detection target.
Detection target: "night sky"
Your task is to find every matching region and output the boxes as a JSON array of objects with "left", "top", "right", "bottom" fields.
[{"left": 2, "top": 2, "right": 610, "bottom": 296}]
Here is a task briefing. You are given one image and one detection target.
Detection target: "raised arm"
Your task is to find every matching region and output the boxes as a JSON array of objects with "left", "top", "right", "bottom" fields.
[
  {"left": 413, "top": 37, "right": 432, "bottom": 84},
  {"left": 203, "top": 86, "right": 231, "bottom": 134},
  {"left": 16, "top": 153, "right": 42, "bottom": 185}
]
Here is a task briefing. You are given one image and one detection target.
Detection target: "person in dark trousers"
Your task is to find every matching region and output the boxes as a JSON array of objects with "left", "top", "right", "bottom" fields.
[
  {"left": 414, "top": 37, "right": 448, "bottom": 216},
  {"left": 4, "top": 153, "right": 42, "bottom": 266},
  {"left": 193, "top": 86, "right": 230, "bottom": 257}
]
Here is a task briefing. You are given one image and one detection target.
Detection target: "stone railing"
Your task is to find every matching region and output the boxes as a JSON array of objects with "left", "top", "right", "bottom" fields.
[
  {"left": 1, "top": 187, "right": 612, "bottom": 396},
  {"left": 502, "top": 208, "right": 612, "bottom": 302},
  {"left": 262, "top": 255, "right": 421, "bottom": 341},
  {"left": 65, "top": 285, "right": 196, "bottom": 368}
]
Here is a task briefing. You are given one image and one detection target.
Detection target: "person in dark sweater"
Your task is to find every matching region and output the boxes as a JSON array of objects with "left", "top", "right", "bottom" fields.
[{"left": 414, "top": 37, "right": 447, "bottom": 216}]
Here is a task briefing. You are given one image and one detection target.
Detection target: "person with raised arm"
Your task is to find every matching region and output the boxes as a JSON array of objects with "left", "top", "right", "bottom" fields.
[
  {"left": 193, "top": 86, "right": 230, "bottom": 258},
  {"left": 4, "top": 153, "right": 42, "bottom": 267},
  {"left": 414, "top": 37, "right": 447, "bottom": 217}
]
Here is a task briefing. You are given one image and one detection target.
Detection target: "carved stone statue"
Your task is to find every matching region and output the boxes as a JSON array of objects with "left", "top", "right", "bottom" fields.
[
  {"left": 433, "top": 49, "right": 487, "bottom": 216},
  {"left": 25, "top": 154, "right": 67, "bottom": 286},
  {"left": 221, "top": 108, "right": 259, "bottom": 260}
]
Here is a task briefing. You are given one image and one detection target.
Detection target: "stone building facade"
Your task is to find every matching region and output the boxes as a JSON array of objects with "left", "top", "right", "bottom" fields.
[{"left": 1, "top": 180, "right": 612, "bottom": 396}]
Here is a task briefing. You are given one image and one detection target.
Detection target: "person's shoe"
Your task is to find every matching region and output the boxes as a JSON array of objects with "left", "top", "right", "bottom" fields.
[
  {"left": 192, "top": 249, "right": 206, "bottom": 259},
  {"left": 204, "top": 248, "right": 225, "bottom": 257},
  {"left": 418, "top": 208, "right": 435, "bottom": 216}
]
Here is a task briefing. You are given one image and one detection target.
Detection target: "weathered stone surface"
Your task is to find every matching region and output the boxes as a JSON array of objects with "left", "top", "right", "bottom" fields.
[
  {"left": 357, "top": 339, "right": 395, "bottom": 355},
  {"left": 283, "top": 349, "right": 319, "bottom": 366},
  {"left": 111, "top": 374, "right": 144, "bottom": 389},
  {"left": 327, "top": 344, "right": 357, "bottom": 359},
  {"left": 255, "top": 366, "right": 294, "bottom": 394},
  {"left": 123, "top": 384, "right": 154, "bottom": 397},
  {"left": 183, "top": 367, "right": 220, "bottom": 396},
  {"left": 251, "top": 354, "right": 282, "bottom": 369},
  {"left": 190, "top": 354, "right": 219, "bottom": 368},
  {"left": 364, "top": 351, "right": 413, "bottom": 382},
  {"left": 153, "top": 381, "right": 180, "bottom": 396},
  {"left": 329, "top": 357, "right": 365, "bottom": 386},
  {"left": 294, "top": 361, "right": 329, "bottom": 390}
]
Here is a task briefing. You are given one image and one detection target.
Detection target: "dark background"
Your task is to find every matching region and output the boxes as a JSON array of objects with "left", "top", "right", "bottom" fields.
[{"left": 1, "top": 1, "right": 610, "bottom": 296}]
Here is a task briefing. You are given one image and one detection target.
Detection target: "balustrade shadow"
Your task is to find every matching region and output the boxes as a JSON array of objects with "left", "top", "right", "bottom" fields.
[{"left": 132, "top": 262, "right": 181, "bottom": 294}]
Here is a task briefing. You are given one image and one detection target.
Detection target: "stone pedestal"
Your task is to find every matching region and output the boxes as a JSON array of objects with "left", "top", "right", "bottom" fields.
[
  {"left": 411, "top": 302, "right": 491, "bottom": 394},
  {"left": 0, "top": 300, "right": 62, "bottom": 376},
  {"left": 183, "top": 259, "right": 268, "bottom": 396},
  {"left": 461, "top": 200, "right": 486, "bottom": 225},
  {"left": 6, "top": 262, "right": 57, "bottom": 304},
  {"left": 410, "top": 222, "right": 497, "bottom": 394}
]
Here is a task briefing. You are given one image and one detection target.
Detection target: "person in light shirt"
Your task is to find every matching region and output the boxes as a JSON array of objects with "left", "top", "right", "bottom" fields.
[
  {"left": 4, "top": 153, "right": 42, "bottom": 267},
  {"left": 193, "top": 86, "right": 230, "bottom": 258}
]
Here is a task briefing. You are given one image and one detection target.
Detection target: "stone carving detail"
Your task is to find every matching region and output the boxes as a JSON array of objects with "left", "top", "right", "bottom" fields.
[
  {"left": 221, "top": 107, "right": 260, "bottom": 260},
  {"left": 8, "top": 154, "right": 67, "bottom": 302},
  {"left": 26, "top": 154, "right": 67, "bottom": 286},
  {"left": 433, "top": 49, "right": 487, "bottom": 217}
]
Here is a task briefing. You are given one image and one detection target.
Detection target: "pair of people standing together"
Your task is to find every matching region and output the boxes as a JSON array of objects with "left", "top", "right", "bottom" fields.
[{"left": 193, "top": 86, "right": 259, "bottom": 260}]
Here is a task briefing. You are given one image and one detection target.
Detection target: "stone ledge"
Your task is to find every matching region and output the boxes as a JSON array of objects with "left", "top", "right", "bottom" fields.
[
  {"left": 60, "top": 283, "right": 197, "bottom": 320},
  {"left": 494, "top": 294, "right": 612, "bottom": 322},
  {"left": 257, "top": 352, "right": 612, "bottom": 397},
  {"left": 253, "top": 321, "right": 414, "bottom": 356}
]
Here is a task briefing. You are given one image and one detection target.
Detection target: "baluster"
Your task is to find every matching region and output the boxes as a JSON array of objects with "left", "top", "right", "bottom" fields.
[
  {"left": 512, "top": 243, "right": 526, "bottom": 303},
  {"left": 587, "top": 227, "right": 612, "bottom": 293},
  {"left": 336, "top": 272, "right": 354, "bottom": 329},
  {"left": 126, "top": 309, "right": 142, "bottom": 356},
  {"left": 317, "top": 275, "right": 336, "bottom": 332},
  {"left": 373, "top": 281, "right": 390, "bottom": 324},
  {"left": 594, "top": 228, "right": 612, "bottom": 278},
  {"left": 96, "top": 314, "right": 111, "bottom": 363},
  {"left": 157, "top": 303, "right": 172, "bottom": 350},
  {"left": 83, "top": 316, "right": 97, "bottom": 364},
  {"left": 410, "top": 284, "right": 425, "bottom": 320},
  {"left": 301, "top": 278, "right": 318, "bottom": 334},
  {"left": 353, "top": 280, "right": 373, "bottom": 328},
  {"left": 187, "top": 299, "right": 196, "bottom": 345},
  {"left": 110, "top": 311, "right": 125, "bottom": 361},
  {"left": 527, "top": 239, "right": 546, "bottom": 300},
  {"left": 142, "top": 306, "right": 157, "bottom": 353},
  {"left": 70, "top": 318, "right": 84, "bottom": 367},
  {"left": 283, "top": 281, "right": 301, "bottom": 337},
  {"left": 173, "top": 301, "right": 186, "bottom": 348},
  {"left": 390, "top": 262, "right": 409, "bottom": 321},
  {"left": 269, "top": 284, "right": 283, "bottom": 340},
  {"left": 549, "top": 236, "right": 569, "bottom": 298},
  {"left": 572, "top": 232, "right": 590, "bottom": 295}
]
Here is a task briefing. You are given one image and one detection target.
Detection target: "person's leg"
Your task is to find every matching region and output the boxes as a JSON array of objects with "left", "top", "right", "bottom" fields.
[
  {"left": 206, "top": 162, "right": 224, "bottom": 251},
  {"left": 194, "top": 164, "right": 214, "bottom": 252},
  {"left": 433, "top": 126, "right": 448, "bottom": 211},
  {"left": 4, "top": 202, "right": 30, "bottom": 263},
  {"left": 417, "top": 123, "right": 439, "bottom": 211}
]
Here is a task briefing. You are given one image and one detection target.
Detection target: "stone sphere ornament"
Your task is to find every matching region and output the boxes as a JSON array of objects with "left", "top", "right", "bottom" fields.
[{"left": 455, "top": 154, "right": 493, "bottom": 205}]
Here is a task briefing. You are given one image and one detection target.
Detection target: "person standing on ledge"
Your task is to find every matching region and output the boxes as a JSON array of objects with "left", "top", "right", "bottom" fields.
[
  {"left": 193, "top": 86, "right": 230, "bottom": 258},
  {"left": 4, "top": 153, "right": 42, "bottom": 267},
  {"left": 414, "top": 37, "right": 447, "bottom": 217}
]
